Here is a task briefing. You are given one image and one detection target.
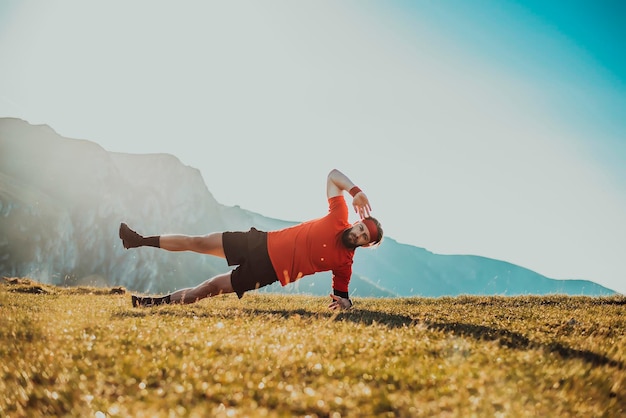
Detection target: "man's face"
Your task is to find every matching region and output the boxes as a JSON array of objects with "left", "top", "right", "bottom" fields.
[{"left": 341, "top": 221, "right": 372, "bottom": 249}]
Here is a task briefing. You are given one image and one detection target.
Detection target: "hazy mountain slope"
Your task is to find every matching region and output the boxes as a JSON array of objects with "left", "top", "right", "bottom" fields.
[{"left": 0, "top": 118, "right": 228, "bottom": 292}]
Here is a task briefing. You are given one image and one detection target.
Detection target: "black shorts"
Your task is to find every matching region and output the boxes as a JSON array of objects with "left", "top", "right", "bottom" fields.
[{"left": 222, "top": 227, "right": 278, "bottom": 298}]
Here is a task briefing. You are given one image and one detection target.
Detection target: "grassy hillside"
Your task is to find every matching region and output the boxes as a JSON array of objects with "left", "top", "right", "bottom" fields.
[{"left": 1, "top": 278, "right": 625, "bottom": 417}]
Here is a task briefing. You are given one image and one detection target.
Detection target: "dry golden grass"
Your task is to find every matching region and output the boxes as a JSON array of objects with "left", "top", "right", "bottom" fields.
[{"left": 1, "top": 278, "right": 624, "bottom": 417}]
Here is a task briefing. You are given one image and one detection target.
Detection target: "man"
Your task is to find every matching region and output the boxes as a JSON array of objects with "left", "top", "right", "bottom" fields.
[{"left": 119, "top": 168, "right": 383, "bottom": 310}]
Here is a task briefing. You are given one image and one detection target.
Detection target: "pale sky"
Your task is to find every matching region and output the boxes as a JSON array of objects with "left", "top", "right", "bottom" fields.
[{"left": 1, "top": 1, "right": 625, "bottom": 294}]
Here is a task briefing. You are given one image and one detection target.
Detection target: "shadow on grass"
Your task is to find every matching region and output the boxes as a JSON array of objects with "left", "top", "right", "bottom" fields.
[
  {"left": 242, "top": 307, "right": 415, "bottom": 327},
  {"left": 427, "top": 321, "right": 624, "bottom": 370}
]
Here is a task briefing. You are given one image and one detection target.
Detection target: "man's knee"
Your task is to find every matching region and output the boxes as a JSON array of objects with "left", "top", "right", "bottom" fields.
[
  {"left": 204, "top": 273, "right": 233, "bottom": 295},
  {"left": 194, "top": 233, "right": 224, "bottom": 256}
]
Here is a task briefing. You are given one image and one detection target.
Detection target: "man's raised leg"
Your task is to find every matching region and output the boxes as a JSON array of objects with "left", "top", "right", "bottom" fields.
[{"left": 119, "top": 223, "right": 225, "bottom": 257}]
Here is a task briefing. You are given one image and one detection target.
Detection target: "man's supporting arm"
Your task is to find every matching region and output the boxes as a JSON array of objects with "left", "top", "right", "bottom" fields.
[{"left": 330, "top": 268, "right": 353, "bottom": 310}]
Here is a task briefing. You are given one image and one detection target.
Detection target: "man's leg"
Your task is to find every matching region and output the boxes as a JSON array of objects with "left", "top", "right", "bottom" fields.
[
  {"left": 119, "top": 223, "right": 225, "bottom": 258},
  {"left": 132, "top": 272, "right": 234, "bottom": 307},
  {"left": 160, "top": 233, "right": 225, "bottom": 258},
  {"left": 169, "top": 272, "right": 234, "bottom": 304}
]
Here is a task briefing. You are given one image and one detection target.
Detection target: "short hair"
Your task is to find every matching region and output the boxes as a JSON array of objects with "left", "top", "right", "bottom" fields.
[{"left": 365, "top": 216, "right": 383, "bottom": 247}]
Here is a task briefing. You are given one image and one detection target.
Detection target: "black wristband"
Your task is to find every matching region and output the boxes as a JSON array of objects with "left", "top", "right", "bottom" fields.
[{"left": 333, "top": 289, "right": 349, "bottom": 299}]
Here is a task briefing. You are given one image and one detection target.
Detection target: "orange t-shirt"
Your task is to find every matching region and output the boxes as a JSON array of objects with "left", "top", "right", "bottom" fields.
[{"left": 267, "top": 195, "right": 354, "bottom": 292}]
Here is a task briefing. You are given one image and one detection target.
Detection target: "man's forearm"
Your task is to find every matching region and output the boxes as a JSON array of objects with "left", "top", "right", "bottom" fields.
[{"left": 327, "top": 169, "right": 372, "bottom": 218}]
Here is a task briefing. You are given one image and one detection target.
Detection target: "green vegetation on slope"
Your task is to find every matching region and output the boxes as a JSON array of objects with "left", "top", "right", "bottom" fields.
[{"left": 1, "top": 278, "right": 625, "bottom": 417}]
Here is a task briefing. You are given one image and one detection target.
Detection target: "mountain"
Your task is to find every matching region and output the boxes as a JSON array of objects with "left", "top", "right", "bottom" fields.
[{"left": 0, "top": 118, "right": 616, "bottom": 297}]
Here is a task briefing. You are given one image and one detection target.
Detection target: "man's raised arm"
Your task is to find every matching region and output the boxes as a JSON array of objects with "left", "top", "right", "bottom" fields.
[{"left": 326, "top": 169, "right": 372, "bottom": 218}]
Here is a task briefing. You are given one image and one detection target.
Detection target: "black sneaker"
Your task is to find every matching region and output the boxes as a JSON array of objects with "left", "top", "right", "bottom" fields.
[
  {"left": 119, "top": 223, "right": 143, "bottom": 249},
  {"left": 131, "top": 295, "right": 154, "bottom": 307}
]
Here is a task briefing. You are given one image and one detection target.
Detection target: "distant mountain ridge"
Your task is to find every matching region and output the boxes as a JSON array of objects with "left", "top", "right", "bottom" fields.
[{"left": 0, "top": 118, "right": 616, "bottom": 296}]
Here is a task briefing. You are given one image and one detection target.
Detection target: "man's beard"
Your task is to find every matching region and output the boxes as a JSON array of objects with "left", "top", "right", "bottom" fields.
[{"left": 341, "top": 228, "right": 358, "bottom": 249}]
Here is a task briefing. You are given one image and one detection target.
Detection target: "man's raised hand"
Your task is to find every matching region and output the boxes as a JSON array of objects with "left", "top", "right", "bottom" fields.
[{"left": 352, "top": 191, "right": 372, "bottom": 219}]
